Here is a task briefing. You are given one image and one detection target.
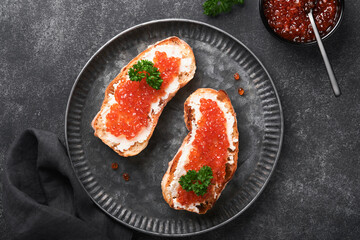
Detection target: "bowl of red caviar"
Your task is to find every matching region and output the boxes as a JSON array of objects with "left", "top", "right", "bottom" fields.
[{"left": 259, "top": 0, "right": 344, "bottom": 45}]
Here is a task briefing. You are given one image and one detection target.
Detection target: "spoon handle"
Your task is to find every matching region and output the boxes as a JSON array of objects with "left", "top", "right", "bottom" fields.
[{"left": 308, "top": 10, "right": 341, "bottom": 97}]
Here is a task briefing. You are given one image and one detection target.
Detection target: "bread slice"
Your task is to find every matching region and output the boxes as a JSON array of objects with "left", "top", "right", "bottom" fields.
[
  {"left": 92, "top": 37, "right": 196, "bottom": 157},
  {"left": 161, "top": 88, "right": 239, "bottom": 214}
]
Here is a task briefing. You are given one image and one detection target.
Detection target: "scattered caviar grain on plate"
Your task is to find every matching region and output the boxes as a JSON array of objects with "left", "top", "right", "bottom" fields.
[
  {"left": 238, "top": 88, "right": 245, "bottom": 96},
  {"left": 123, "top": 173, "right": 130, "bottom": 181},
  {"left": 234, "top": 73, "right": 240, "bottom": 80},
  {"left": 111, "top": 162, "right": 118, "bottom": 170}
]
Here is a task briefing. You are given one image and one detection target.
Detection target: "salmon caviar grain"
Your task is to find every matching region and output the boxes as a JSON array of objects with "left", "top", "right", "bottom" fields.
[
  {"left": 238, "top": 88, "right": 245, "bottom": 96},
  {"left": 177, "top": 98, "right": 230, "bottom": 206},
  {"left": 123, "top": 173, "right": 130, "bottom": 181},
  {"left": 111, "top": 162, "right": 118, "bottom": 170},
  {"left": 234, "top": 73, "right": 240, "bottom": 80},
  {"left": 106, "top": 51, "right": 181, "bottom": 139}
]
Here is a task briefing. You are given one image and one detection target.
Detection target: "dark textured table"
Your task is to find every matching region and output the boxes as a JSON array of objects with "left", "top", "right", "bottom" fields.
[{"left": 1, "top": 1, "right": 359, "bottom": 239}]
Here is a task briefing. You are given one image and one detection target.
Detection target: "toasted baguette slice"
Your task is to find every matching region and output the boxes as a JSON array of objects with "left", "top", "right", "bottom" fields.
[
  {"left": 161, "top": 88, "right": 239, "bottom": 214},
  {"left": 92, "top": 37, "right": 196, "bottom": 157}
]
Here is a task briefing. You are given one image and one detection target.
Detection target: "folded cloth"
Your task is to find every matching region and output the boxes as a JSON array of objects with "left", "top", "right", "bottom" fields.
[{"left": 2, "top": 129, "right": 133, "bottom": 240}]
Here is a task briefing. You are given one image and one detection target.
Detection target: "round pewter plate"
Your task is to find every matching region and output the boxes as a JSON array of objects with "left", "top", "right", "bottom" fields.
[{"left": 65, "top": 19, "right": 283, "bottom": 236}]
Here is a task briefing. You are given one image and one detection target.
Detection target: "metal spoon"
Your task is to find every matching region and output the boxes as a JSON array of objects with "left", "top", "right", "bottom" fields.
[{"left": 307, "top": 4, "right": 341, "bottom": 97}]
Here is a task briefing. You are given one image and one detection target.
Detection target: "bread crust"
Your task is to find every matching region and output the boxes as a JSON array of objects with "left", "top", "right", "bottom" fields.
[
  {"left": 161, "top": 88, "right": 239, "bottom": 214},
  {"left": 92, "top": 37, "right": 196, "bottom": 157}
]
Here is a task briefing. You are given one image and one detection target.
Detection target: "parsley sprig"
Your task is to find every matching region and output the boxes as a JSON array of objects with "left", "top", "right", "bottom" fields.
[
  {"left": 128, "top": 60, "right": 163, "bottom": 90},
  {"left": 203, "top": 0, "right": 244, "bottom": 17},
  {"left": 179, "top": 166, "right": 213, "bottom": 196}
]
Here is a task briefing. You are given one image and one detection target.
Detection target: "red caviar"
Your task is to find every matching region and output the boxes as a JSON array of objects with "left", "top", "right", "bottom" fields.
[
  {"left": 123, "top": 173, "right": 130, "bottom": 181},
  {"left": 234, "top": 73, "right": 240, "bottom": 80},
  {"left": 177, "top": 99, "right": 230, "bottom": 206},
  {"left": 111, "top": 162, "right": 118, "bottom": 170},
  {"left": 106, "top": 51, "right": 181, "bottom": 139},
  {"left": 264, "top": 0, "right": 340, "bottom": 43}
]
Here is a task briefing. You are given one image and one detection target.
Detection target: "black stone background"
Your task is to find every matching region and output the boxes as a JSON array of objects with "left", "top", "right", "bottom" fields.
[{"left": 1, "top": 0, "right": 359, "bottom": 239}]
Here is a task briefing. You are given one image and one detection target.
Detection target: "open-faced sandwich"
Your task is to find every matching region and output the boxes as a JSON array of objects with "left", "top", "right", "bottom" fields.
[
  {"left": 161, "top": 88, "right": 239, "bottom": 214},
  {"left": 92, "top": 37, "right": 196, "bottom": 157}
]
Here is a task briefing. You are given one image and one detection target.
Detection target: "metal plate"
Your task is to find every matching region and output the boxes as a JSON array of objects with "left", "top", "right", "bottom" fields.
[{"left": 65, "top": 19, "right": 283, "bottom": 237}]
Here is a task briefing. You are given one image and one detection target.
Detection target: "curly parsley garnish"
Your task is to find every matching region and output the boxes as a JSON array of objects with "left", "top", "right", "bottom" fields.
[
  {"left": 203, "top": 0, "right": 244, "bottom": 17},
  {"left": 128, "top": 60, "right": 163, "bottom": 90},
  {"left": 179, "top": 166, "right": 213, "bottom": 196}
]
